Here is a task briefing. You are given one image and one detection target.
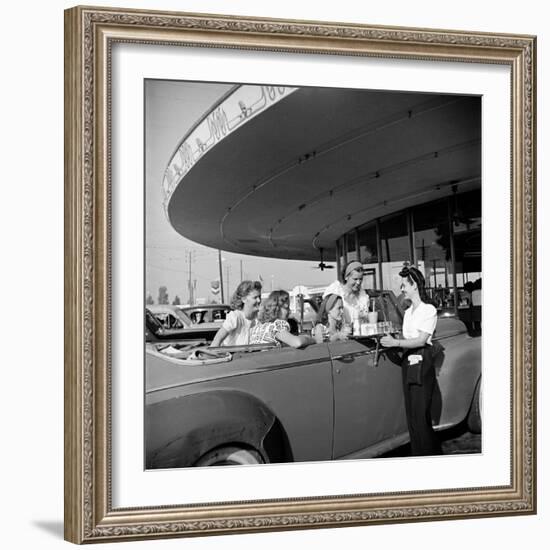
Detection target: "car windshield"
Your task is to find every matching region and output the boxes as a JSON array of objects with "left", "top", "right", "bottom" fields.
[{"left": 366, "top": 290, "right": 404, "bottom": 327}]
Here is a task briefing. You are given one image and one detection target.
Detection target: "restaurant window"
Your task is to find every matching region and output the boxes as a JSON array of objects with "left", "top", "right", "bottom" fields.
[
  {"left": 336, "top": 237, "right": 346, "bottom": 274},
  {"left": 452, "top": 189, "right": 482, "bottom": 289},
  {"left": 413, "top": 199, "right": 454, "bottom": 311},
  {"left": 358, "top": 222, "right": 378, "bottom": 264},
  {"left": 379, "top": 212, "right": 410, "bottom": 295},
  {"left": 346, "top": 231, "right": 358, "bottom": 261},
  {"left": 358, "top": 221, "right": 378, "bottom": 290},
  {"left": 380, "top": 212, "right": 409, "bottom": 263},
  {"left": 451, "top": 189, "right": 481, "bottom": 234}
]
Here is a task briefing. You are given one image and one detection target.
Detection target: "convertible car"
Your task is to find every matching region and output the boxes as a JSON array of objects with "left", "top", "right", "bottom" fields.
[{"left": 145, "top": 292, "right": 481, "bottom": 468}]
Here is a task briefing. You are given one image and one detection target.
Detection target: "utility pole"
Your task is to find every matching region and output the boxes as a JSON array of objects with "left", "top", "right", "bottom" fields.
[
  {"left": 187, "top": 250, "right": 194, "bottom": 304},
  {"left": 226, "top": 264, "right": 230, "bottom": 300},
  {"left": 240, "top": 259, "right": 243, "bottom": 281},
  {"left": 218, "top": 250, "right": 225, "bottom": 303}
]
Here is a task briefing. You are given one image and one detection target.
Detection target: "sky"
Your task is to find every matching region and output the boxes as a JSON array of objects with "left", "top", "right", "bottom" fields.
[{"left": 145, "top": 80, "right": 336, "bottom": 305}]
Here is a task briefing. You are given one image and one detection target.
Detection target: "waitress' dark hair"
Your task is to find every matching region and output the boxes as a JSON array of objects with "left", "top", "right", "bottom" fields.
[{"left": 399, "top": 266, "right": 431, "bottom": 304}]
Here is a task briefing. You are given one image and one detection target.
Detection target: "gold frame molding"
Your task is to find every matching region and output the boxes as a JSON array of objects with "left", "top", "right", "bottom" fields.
[{"left": 64, "top": 5, "right": 537, "bottom": 544}]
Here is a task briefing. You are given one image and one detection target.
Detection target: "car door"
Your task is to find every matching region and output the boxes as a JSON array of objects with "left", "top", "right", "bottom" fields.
[
  {"left": 329, "top": 338, "right": 406, "bottom": 459},
  {"left": 230, "top": 343, "right": 335, "bottom": 462}
]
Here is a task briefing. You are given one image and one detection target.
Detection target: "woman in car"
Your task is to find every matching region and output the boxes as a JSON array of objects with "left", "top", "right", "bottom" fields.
[
  {"left": 312, "top": 294, "right": 350, "bottom": 344},
  {"left": 250, "top": 290, "right": 315, "bottom": 348},
  {"left": 210, "top": 280, "right": 262, "bottom": 347},
  {"left": 380, "top": 265, "right": 441, "bottom": 456},
  {"left": 323, "top": 260, "right": 370, "bottom": 326}
]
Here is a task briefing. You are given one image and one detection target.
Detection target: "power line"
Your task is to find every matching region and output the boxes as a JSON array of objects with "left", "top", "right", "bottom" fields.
[
  {"left": 146, "top": 245, "right": 219, "bottom": 258},
  {"left": 146, "top": 263, "right": 224, "bottom": 283},
  {"left": 146, "top": 263, "right": 188, "bottom": 273}
]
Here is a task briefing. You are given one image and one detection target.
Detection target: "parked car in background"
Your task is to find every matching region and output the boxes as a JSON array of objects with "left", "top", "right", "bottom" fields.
[
  {"left": 146, "top": 304, "right": 219, "bottom": 342},
  {"left": 145, "top": 291, "right": 482, "bottom": 469},
  {"left": 178, "top": 304, "right": 231, "bottom": 325}
]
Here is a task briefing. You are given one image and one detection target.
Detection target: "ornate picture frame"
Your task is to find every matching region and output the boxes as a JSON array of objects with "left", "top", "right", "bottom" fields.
[{"left": 64, "top": 5, "right": 536, "bottom": 543}]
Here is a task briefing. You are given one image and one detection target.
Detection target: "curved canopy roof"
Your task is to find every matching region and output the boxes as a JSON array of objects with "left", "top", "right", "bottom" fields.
[{"left": 164, "top": 85, "right": 481, "bottom": 261}]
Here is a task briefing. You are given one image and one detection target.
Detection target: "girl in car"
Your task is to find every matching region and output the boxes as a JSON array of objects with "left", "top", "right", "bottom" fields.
[
  {"left": 210, "top": 280, "right": 262, "bottom": 347},
  {"left": 380, "top": 265, "right": 441, "bottom": 456},
  {"left": 250, "top": 290, "right": 315, "bottom": 348},
  {"left": 312, "top": 294, "right": 351, "bottom": 344}
]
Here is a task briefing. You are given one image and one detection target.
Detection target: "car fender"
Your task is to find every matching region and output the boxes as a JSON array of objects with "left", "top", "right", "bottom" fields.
[
  {"left": 433, "top": 333, "right": 482, "bottom": 427},
  {"left": 146, "top": 389, "right": 289, "bottom": 468}
]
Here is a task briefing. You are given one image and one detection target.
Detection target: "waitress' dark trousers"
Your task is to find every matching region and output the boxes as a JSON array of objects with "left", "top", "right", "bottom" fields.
[{"left": 402, "top": 350, "right": 442, "bottom": 456}]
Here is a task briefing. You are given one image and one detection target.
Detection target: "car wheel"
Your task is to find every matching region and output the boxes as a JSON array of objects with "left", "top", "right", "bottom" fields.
[
  {"left": 195, "top": 446, "right": 264, "bottom": 466},
  {"left": 467, "top": 379, "right": 482, "bottom": 434}
]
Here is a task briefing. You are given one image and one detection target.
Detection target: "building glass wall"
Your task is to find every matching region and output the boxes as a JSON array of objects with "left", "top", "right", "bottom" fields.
[
  {"left": 379, "top": 212, "right": 409, "bottom": 264},
  {"left": 338, "top": 189, "right": 481, "bottom": 318},
  {"left": 412, "top": 198, "right": 455, "bottom": 309},
  {"left": 346, "top": 231, "right": 358, "bottom": 261},
  {"left": 452, "top": 189, "right": 482, "bottom": 287},
  {"left": 358, "top": 221, "right": 378, "bottom": 289}
]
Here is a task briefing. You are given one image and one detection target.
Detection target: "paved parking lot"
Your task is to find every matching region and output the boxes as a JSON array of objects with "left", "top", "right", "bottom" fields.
[
  {"left": 441, "top": 425, "right": 481, "bottom": 455},
  {"left": 381, "top": 422, "right": 481, "bottom": 457}
]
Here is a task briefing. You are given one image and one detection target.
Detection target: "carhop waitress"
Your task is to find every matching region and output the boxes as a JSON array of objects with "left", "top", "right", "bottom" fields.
[{"left": 380, "top": 265, "right": 442, "bottom": 456}]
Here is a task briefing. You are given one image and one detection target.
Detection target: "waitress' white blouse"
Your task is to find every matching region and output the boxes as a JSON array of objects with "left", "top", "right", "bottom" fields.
[{"left": 402, "top": 302, "right": 437, "bottom": 345}]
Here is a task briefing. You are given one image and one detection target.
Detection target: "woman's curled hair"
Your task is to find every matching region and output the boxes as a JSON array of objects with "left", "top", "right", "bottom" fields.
[
  {"left": 229, "top": 280, "right": 262, "bottom": 310},
  {"left": 258, "top": 290, "right": 289, "bottom": 323}
]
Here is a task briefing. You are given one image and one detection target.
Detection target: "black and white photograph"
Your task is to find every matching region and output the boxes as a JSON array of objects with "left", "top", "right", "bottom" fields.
[
  {"left": 54, "top": 1, "right": 539, "bottom": 545},
  {"left": 144, "top": 80, "right": 483, "bottom": 469}
]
